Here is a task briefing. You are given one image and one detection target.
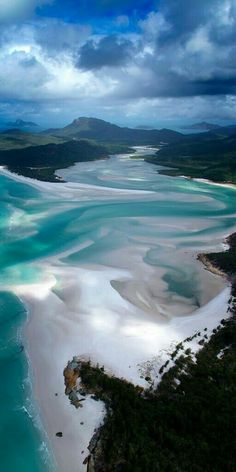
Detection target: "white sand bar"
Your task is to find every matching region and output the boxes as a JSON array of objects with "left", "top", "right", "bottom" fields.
[{"left": 0, "top": 151, "right": 235, "bottom": 472}]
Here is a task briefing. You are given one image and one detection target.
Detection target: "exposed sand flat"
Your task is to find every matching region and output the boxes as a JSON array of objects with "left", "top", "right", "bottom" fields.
[
  {"left": 8, "top": 258, "right": 230, "bottom": 471},
  {"left": 0, "top": 166, "right": 155, "bottom": 199},
  {"left": 0, "top": 155, "right": 235, "bottom": 471}
]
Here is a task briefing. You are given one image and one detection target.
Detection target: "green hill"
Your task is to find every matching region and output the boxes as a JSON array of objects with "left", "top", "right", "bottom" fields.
[
  {"left": 182, "top": 121, "right": 220, "bottom": 131},
  {"left": 0, "top": 139, "right": 108, "bottom": 181},
  {"left": 147, "top": 132, "right": 236, "bottom": 183},
  {"left": 43, "top": 117, "right": 183, "bottom": 145},
  {"left": 4, "top": 119, "right": 40, "bottom": 132},
  {"left": 0, "top": 129, "right": 63, "bottom": 150},
  {"left": 1, "top": 118, "right": 236, "bottom": 184}
]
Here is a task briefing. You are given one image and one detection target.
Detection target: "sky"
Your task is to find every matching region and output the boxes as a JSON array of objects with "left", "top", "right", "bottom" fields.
[{"left": 0, "top": 0, "right": 236, "bottom": 127}]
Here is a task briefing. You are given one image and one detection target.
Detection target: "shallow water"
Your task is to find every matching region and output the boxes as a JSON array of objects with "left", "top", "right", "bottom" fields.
[
  {"left": 58, "top": 150, "right": 236, "bottom": 312},
  {"left": 0, "top": 147, "right": 236, "bottom": 470},
  {"left": 0, "top": 291, "right": 54, "bottom": 471}
]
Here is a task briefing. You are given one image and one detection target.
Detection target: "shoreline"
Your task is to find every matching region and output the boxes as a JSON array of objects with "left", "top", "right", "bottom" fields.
[
  {"left": 12, "top": 247, "right": 230, "bottom": 472},
  {"left": 15, "top": 293, "right": 58, "bottom": 470},
  {"left": 68, "top": 234, "right": 236, "bottom": 472},
  {"left": 192, "top": 177, "right": 236, "bottom": 190},
  {"left": 19, "top": 266, "right": 230, "bottom": 472},
  {"left": 2, "top": 152, "right": 236, "bottom": 194},
  {"left": 22, "top": 289, "right": 105, "bottom": 472},
  {"left": 0, "top": 165, "right": 155, "bottom": 197},
  {"left": 197, "top": 253, "right": 228, "bottom": 278},
  {"left": 0, "top": 159, "right": 235, "bottom": 471}
]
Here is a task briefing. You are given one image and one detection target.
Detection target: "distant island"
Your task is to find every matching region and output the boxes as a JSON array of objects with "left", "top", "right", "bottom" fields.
[
  {"left": 181, "top": 121, "right": 221, "bottom": 131},
  {"left": 134, "top": 125, "right": 157, "bottom": 130},
  {"left": 5, "top": 119, "right": 40, "bottom": 131}
]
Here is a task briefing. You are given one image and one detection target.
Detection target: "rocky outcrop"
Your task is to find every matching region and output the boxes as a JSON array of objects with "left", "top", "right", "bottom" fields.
[
  {"left": 63, "top": 358, "right": 85, "bottom": 408},
  {"left": 63, "top": 358, "right": 105, "bottom": 472}
]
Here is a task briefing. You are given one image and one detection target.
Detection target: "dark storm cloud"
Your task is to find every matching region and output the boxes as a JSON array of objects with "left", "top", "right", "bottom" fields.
[
  {"left": 2, "top": 0, "right": 236, "bottom": 124},
  {"left": 158, "top": 0, "right": 217, "bottom": 43},
  {"left": 132, "top": 0, "right": 236, "bottom": 98},
  {"left": 193, "top": 77, "right": 236, "bottom": 96},
  {"left": 78, "top": 36, "right": 134, "bottom": 70},
  {"left": 119, "top": 72, "right": 236, "bottom": 99},
  {"left": 129, "top": 64, "right": 236, "bottom": 100},
  {"left": 72, "top": 0, "right": 236, "bottom": 99}
]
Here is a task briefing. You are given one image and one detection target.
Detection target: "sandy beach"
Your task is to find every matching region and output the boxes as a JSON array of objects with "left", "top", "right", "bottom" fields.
[
  {"left": 14, "top": 260, "right": 230, "bottom": 472},
  {"left": 0, "top": 161, "right": 234, "bottom": 471}
]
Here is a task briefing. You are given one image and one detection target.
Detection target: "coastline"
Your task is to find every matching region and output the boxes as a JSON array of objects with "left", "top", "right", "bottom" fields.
[
  {"left": 68, "top": 234, "right": 236, "bottom": 472},
  {"left": 18, "top": 263, "right": 230, "bottom": 472},
  {"left": 2, "top": 155, "right": 236, "bottom": 194},
  {"left": 21, "top": 283, "right": 106, "bottom": 472},
  {"left": 0, "top": 162, "right": 235, "bottom": 471},
  {"left": 0, "top": 165, "right": 155, "bottom": 198},
  {"left": 192, "top": 177, "right": 236, "bottom": 190},
  {"left": 197, "top": 253, "right": 227, "bottom": 278}
]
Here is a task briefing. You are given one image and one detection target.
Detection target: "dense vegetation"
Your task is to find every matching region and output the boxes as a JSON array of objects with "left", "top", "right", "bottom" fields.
[
  {"left": 0, "top": 129, "right": 63, "bottom": 150},
  {"left": 0, "top": 127, "right": 134, "bottom": 181},
  {"left": 2, "top": 118, "right": 236, "bottom": 184},
  {"left": 205, "top": 233, "right": 236, "bottom": 276},
  {"left": 147, "top": 130, "right": 236, "bottom": 183},
  {"left": 0, "top": 139, "right": 110, "bottom": 181},
  {"left": 1, "top": 117, "right": 236, "bottom": 185},
  {"left": 77, "top": 235, "right": 236, "bottom": 472},
  {"left": 43, "top": 117, "right": 183, "bottom": 145}
]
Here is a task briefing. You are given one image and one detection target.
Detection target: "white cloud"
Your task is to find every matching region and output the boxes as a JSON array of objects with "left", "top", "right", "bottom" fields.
[
  {"left": 139, "top": 11, "right": 171, "bottom": 41},
  {"left": 0, "top": 47, "right": 50, "bottom": 100},
  {"left": 0, "top": 28, "right": 118, "bottom": 104},
  {"left": 215, "top": 0, "right": 235, "bottom": 26},
  {"left": 0, "top": 0, "right": 235, "bottom": 124}
]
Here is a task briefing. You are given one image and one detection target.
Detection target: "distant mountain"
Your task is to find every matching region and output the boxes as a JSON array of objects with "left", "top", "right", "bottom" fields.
[
  {"left": 135, "top": 125, "right": 157, "bottom": 130},
  {"left": 182, "top": 121, "right": 221, "bottom": 131},
  {"left": 5, "top": 119, "right": 40, "bottom": 131},
  {"left": 210, "top": 124, "right": 236, "bottom": 136},
  {"left": 44, "top": 117, "right": 183, "bottom": 145}
]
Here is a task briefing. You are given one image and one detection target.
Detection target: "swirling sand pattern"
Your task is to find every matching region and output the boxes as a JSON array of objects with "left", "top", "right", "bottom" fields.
[{"left": 0, "top": 147, "right": 235, "bottom": 471}]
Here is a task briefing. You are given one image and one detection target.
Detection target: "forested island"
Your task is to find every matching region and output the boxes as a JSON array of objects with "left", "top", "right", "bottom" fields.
[{"left": 64, "top": 234, "right": 236, "bottom": 472}]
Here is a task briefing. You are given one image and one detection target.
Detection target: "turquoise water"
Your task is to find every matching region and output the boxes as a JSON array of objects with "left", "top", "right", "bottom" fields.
[
  {"left": 0, "top": 291, "right": 53, "bottom": 471},
  {"left": 0, "top": 177, "right": 54, "bottom": 471},
  {"left": 0, "top": 149, "right": 236, "bottom": 470}
]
